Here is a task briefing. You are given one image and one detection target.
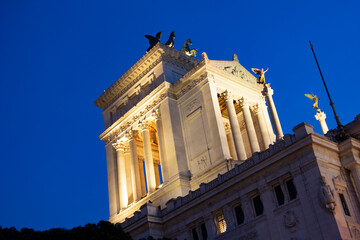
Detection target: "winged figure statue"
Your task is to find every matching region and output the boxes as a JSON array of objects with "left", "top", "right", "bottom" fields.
[
  {"left": 305, "top": 93, "right": 320, "bottom": 111},
  {"left": 145, "top": 32, "right": 162, "bottom": 52},
  {"left": 251, "top": 68, "right": 269, "bottom": 84},
  {"left": 165, "top": 31, "right": 175, "bottom": 48}
]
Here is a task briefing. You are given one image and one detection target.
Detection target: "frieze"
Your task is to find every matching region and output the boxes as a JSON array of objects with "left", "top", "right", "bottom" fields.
[
  {"left": 103, "top": 57, "right": 163, "bottom": 110},
  {"left": 102, "top": 92, "right": 168, "bottom": 144},
  {"left": 176, "top": 73, "right": 208, "bottom": 99}
]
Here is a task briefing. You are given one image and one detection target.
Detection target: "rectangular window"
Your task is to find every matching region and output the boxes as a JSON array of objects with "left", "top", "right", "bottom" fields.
[
  {"left": 286, "top": 179, "right": 297, "bottom": 200},
  {"left": 274, "top": 185, "right": 285, "bottom": 206},
  {"left": 234, "top": 205, "right": 245, "bottom": 225},
  {"left": 192, "top": 227, "right": 199, "bottom": 240},
  {"left": 339, "top": 193, "right": 351, "bottom": 216},
  {"left": 252, "top": 195, "right": 264, "bottom": 216},
  {"left": 216, "top": 213, "right": 227, "bottom": 234},
  {"left": 200, "top": 223, "right": 207, "bottom": 240}
]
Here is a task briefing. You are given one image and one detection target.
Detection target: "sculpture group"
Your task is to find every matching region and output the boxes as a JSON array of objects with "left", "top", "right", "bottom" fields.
[{"left": 145, "top": 31, "right": 198, "bottom": 57}]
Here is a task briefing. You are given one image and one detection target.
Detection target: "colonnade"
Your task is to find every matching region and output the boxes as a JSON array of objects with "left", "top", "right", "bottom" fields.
[
  {"left": 112, "top": 112, "right": 165, "bottom": 210},
  {"left": 219, "top": 86, "right": 283, "bottom": 160}
]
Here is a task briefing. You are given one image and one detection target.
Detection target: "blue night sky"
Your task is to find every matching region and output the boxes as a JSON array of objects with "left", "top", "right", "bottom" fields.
[{"left": 0, "top": 0, "right": 359, "bottom": 231}]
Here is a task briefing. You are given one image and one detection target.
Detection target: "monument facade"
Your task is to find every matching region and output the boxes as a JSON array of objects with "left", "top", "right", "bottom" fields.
[{"left": 95, "top": 42, "right": 360, "bottom": 239}]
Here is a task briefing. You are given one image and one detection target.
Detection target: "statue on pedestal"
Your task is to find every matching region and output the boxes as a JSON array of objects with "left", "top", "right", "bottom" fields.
[
  {"left": 251, "top": 68, "right": 269, "bottom": 84},
  {"left": 305, "top": 93, "right": 320, "bottom": 113}
]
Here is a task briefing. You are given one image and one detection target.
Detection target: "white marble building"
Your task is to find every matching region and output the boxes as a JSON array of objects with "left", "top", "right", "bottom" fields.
[{"left": 94, "top": 43, "right": 360, "bottom": 239}]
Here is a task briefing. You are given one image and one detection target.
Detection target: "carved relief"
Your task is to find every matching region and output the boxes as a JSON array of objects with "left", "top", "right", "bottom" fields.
[
  {"left": 185, "top": 98, "right": 201, "bottom": 117},
  {"left": 176, "top": 73, "right": 208, "bottom": 99},
  {"left": 283, "top": 210, "right": 298, "bottom": 229},
  {"left": 319, "top": 176, "right": 336, "bottom": 214},
  {"left": 197, "top": 155, "right": 208, "bottom": 171}
]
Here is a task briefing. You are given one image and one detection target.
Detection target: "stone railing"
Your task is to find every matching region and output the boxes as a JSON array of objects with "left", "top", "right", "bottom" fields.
[{"left": 122, "top": 123, "right": 320, "bottom": 228}]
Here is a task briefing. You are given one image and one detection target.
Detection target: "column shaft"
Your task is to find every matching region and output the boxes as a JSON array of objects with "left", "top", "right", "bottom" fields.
[
  {"left": 128, "top": 134, "right": 142, "bottom": 201},
  {"left": 222, "top": 91, "right": 246, "bottom": 161},
  {"left": 254, "top": 104, "right": 272, "bottom": 148},
  {"left": 114, "top": 145, "right": 128, "bottom": 209},
  {"left": 225, "top": 123, "right": 237, "bottom": 160},
  {"left": 142, "top": 126, "right": 157, "bottom": 193},
  {"left": 240, "top": 99, "right": 260, "bottom": 153},
  {"left": 263, "top": 84, "right": 283, "bottom": 140}
]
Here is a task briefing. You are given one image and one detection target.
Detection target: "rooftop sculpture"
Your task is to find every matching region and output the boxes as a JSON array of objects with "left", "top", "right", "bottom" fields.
[
  {"left": 165, "top": 31, "right": 175, "bottom": 48},
  {"left": 144, "top": 32, "right": 162, "bottom": 52},
  {"left": 305, "top": 93, "right": 320, "bottom": 112},
  {"left": 180, "top": 39, "right": 198, "bottom": 57},
  {"left": 251, "top": 68, "right": 269, "bottom": 84}
]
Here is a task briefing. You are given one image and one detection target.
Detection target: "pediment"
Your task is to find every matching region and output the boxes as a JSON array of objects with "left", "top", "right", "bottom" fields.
[{"left": 208, "top": 59, "right": 258, "bottom": 85}]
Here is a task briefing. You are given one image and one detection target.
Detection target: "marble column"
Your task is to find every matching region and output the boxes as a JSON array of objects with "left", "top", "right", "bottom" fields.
[
  {"left": 141, "top": 121, "right": 157, "bottom": 193},
  {"left": 154, "top": 109, "right": 168, "bottom": 183},
  {"left": 113, "top": 140, "right": 128, "bottom": 210},
  {"left": 127, "top": 130, "right": 142, "bottom": 201},
  {"left": 262, "top": 84, "right": 283, "bottom": 140},
  {"left": 239, "top": 97, "right": 260, "bottom": 153},
  {"left": 224, "top": 123, "right": 237, "bottom": 160},
  {"left": 253, "top": 104, "right": 272, "bottom": 149},
  {"left": 221, "top": 90, "right": 246, "bottom": 161},
  {"left": 315, "top": 111, "right": 329, "bottom": 134}
]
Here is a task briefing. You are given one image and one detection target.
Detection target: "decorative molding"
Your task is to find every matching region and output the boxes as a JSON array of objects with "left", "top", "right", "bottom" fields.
[
  {"left": 102, "top": 92, "right": 168, "bottom": 144},
  {"left": 113, "top": 140, "right": 128, "bottom": 152},
  {"left": 185, "top": 98, "right": 201, "bottom": 117},
  {"left": 176, "top": 73, "right": 208, "bottom": 99},
  {"left": 220, "top": 90, "right": 233, "bottom": 101}
]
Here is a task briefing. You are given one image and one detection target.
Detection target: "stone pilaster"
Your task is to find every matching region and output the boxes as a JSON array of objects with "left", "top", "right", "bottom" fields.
[
  {"left": 221, "top": 90, "right": 246, "bottom": 161},
  {"left": 239, "top": 97, "right": 260, "bottom": 153},
  {"left": 113, "top": 140, "right": 128, "bottom": 210},
  {"left": 263, "top": 84, "right": 283, "bottom": 140},
  {"left": 153, "top": 109, "right": 168, "bottom": 183},
  {"left": 141, "top": 120, "right": 157, "bottom": 193}
]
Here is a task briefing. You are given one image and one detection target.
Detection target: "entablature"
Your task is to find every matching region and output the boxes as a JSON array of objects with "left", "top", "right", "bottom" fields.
[{"left": 94, "top": 43, "right": 200, "bottom": 110}]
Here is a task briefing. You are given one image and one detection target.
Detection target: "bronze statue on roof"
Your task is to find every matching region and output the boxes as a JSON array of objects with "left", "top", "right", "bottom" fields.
[
  {"left": 165, "top": 31, "right": 175, "bottom": 48},
  {"left": 251, "top": 68, "right": 269, "bottom": 84},
  {"left": 145, "top": 32, "right": 162, "bottom": 52},
  {"left": 181, "top": 39, "right": 198, "bottom": 57}
]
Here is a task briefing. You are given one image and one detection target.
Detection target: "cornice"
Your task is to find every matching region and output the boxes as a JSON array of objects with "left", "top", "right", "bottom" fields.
[
  {"left": 94, "top": 43, "right": 199, "bottom": 110},
  {"left": 100, "top": 84, "right": 170, "bottom": 144}
]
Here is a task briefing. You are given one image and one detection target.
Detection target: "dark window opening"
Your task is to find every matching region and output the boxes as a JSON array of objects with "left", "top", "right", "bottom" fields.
[
  {"left": 286, "top": 179, "right": 297, "bottom": 200},
  {"left": 234, "top": 205, "right": 245, "bottom": 225},
  {"left": 192, "top": 228, "right": 199, "bottom": 240},
  {"left": 274, "top": 185, "right": 285, "bottom": 205},
  {"left": 339, "top": 193, "right": 351, "bottom": 216},
  {"left": 200, "top": 223, "right": 208, "bottom": 240},
  {"left": 252, "top": 195, "right": 264, "bottom": 216}
]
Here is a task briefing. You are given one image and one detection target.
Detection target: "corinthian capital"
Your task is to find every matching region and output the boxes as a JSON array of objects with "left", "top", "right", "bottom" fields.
[
  {"left": 262, "top": 83, "right": 274, "bottom": 97},
  {"left": 113, "top": 140, "right": 128, "bottom": 151},
  {"left": 152, "top": 108, "right": 161, "bottom": 120},
  {"left": 139, "top": 120, "right": 152, "bottom": 130},
  {"left": 125, "top": 130, "right": 138, "bottom": 140},
  {"left": 221, "top": 90, "right": 233, "bottom": 101},
  {"left": 238, "top": 97, "right": 249, "bottom": 108}
]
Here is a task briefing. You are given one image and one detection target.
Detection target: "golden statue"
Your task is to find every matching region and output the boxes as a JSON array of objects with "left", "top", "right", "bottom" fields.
[
  {"left": 251, "top": 68, "right": 268, "bottom": 84},
  {"left": 305, "top": 93, "right": 320, "bottom": 112}
]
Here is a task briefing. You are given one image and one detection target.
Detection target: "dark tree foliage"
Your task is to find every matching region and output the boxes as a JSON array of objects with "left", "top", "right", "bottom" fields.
[{"left": 0, "top": 221, "right": 132, "bottom": 240}]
